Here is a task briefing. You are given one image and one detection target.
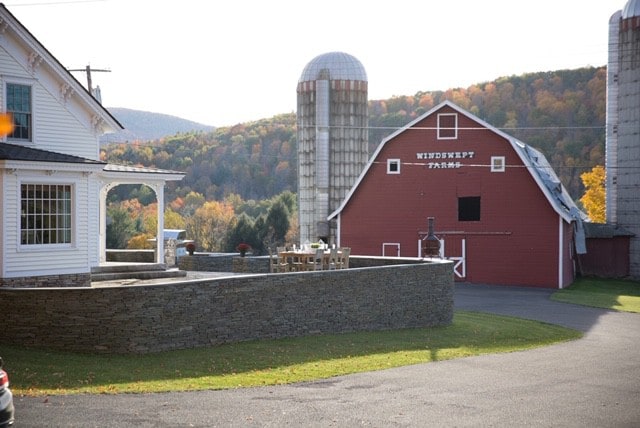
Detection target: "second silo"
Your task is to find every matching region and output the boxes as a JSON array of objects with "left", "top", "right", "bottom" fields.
[
  {"left": 607, "top": 0, "right": 640, "bottom": 278},
  {"left": 297, "top": 52, "right": 369, "bottom": 245}
]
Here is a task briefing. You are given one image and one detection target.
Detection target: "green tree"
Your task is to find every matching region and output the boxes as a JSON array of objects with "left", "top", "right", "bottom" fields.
[
  {"left": 106, "top": 205, "right": 136, "bottom": 249},
  {"left": 265, "top": 200, "right": 290, "bottom": 246},
  {"left": 225, "top": 214, "right": 257, "bottom": 253},
  {"left": 276, "top": 191, "right": 297, "bottom": 215},
  {"left": 131, "top": 185, "right": 156, "bottom": 205}
]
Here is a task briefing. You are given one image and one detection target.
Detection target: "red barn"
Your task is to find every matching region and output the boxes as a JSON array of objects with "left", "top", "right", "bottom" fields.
[{"left": 329, "top": 101, "right": 587, "bottom": 288}]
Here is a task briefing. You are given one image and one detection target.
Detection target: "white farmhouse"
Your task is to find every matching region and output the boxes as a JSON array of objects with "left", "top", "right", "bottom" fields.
[{"left": 0, "top": 5, "right": 184, "bottom": 287}]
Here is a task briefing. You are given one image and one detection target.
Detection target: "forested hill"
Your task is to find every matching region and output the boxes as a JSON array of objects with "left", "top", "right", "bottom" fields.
[
  {"left": 101, "top": 66, "right": 606, "bottom": 202},
  {"left": 101, "top": 108, "right": 215, "bottom": 143}
]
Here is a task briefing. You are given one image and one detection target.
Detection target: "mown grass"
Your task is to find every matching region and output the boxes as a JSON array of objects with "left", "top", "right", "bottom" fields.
[
  {"left": 551, "top": 277, "right": 640, "bottom": 313},
  {"left": 1, "top": 311, "right": 580, "bottom": 396}
]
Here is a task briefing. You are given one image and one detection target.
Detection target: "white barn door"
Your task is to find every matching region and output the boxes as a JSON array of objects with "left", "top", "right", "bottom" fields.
[
  {"left": 440, "top": 237, "right": 466, "bottom": 279},
  {"left": 382, "top": 243, "right": 400, "bottom": 257}
]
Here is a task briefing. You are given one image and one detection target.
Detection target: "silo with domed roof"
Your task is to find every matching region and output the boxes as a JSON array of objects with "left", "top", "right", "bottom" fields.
[{"left": 297, "top": 52, "right": 369, "bottom": 245}]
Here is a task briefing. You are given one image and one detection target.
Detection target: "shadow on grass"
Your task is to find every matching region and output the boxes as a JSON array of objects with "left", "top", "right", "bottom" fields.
[{"left": 2, "top": 311, "right": 581, "bottom": 395}]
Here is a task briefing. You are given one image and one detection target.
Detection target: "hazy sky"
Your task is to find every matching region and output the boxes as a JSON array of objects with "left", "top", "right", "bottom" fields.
[{"left": 7, "top": 0, "right": 623, "bottom": 127}]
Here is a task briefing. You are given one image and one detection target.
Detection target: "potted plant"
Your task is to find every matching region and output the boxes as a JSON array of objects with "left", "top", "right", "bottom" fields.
[
  {"left": 185, "top": 242, "right": 196, "bottom": 256},
  {"left": 236, "top": 242, "right": 251, "bottom": 257}
]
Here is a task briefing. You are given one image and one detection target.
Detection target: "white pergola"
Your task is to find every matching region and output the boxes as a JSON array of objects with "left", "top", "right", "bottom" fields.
[{"left": 99, "top": 164, "right": 185, "bottom": 264}]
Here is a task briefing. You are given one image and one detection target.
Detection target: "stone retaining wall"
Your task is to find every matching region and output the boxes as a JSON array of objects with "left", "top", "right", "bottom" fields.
[
  {"left": 179, "top": 254, "right": 239, "bottom": 272},
  {"left": 1, "top": 259, "right": 453, "bottom": 354},
  {"left": 0, "top": 272, "right": 90, "bottom": 288},
  {"left": 106, "top": 249, "right": 155, "bottom": 263},
  {"left": 178, "top": 254, "right": 431, "bottom": 274}
]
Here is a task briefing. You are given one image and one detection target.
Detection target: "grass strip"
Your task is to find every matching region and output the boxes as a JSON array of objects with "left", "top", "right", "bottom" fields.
[
  {"left": 2, "top": 311, "right": 581, "bottom": 396},
  {"left": 551, "top": 277, "right": 640, "bottom": 313}
]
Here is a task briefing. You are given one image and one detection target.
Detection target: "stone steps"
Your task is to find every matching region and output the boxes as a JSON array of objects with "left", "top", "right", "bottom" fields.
[{"left": 91, "top": 263, "right": 187, "bottom": 282}]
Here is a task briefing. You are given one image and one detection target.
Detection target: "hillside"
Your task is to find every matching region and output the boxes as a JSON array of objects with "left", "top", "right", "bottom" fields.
[
  {"left": 101, "top": 66, "right": 606, "bottom": 203},
  {"left": 101, "top": 108, "right": 215, "bottom": 143}
]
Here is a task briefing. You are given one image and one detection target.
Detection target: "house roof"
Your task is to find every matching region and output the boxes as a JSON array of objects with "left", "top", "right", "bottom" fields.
[
  {"left": 0, "top": 4, "right": 123, "bottom": 132},
  {"left": 0, "top": 142, "right": 105, "bottom": 164},
  {"left": 329, "top": 100, "right": 587, "bottom": 226},
  {"left": 104, "top": 163, "right": 185, "bottom": 177},
  {"left": 0, "top": 143, "right": 184, "bottom": 182}
]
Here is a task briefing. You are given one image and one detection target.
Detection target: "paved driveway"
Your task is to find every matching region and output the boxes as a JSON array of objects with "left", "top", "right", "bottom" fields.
[{"left": 15, "top": 283, "right": 640, "bottom": 427}]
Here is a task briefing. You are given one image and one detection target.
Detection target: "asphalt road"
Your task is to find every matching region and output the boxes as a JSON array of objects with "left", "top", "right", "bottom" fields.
[{"left": 14, "top": 283, "right": 640, "bottom": 427}]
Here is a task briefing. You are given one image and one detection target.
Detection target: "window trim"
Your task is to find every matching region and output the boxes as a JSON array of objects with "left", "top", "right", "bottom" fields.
[
  {"left": 3, "top": 77, "right": 35, "bottom": 143},
  {"left": 491, "top": 156, "right": 506, "bottom": 172},
  {"left": 19, "top": 182, "right": 75, "bottom": 248},
  {"left": 387, "top": 158, "right": 401, "bottom": 174},
  {"left": 437, "top": 113, "right": 458, "bottom": 140}
]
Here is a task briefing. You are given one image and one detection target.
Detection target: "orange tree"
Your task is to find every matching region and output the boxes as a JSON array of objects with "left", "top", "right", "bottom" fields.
[{"left": 580, "top": 165, "right": 605, "bottom": 223}]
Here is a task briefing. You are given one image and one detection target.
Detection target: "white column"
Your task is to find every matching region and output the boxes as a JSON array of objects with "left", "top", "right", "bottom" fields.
[
  {"left": 98, "top": 182, "right": 115, "bottom": 263},
  {"left": 152, "top": 183, "right": 165, "bottom": 264}
]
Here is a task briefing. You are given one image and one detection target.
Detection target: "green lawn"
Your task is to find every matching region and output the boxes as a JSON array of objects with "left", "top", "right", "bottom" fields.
[
  {"left": 551, "top": 277, "right": 640, "bottom": 313},
  {"left": 1, "top": 311, "right": 580, "bottom": 396}
]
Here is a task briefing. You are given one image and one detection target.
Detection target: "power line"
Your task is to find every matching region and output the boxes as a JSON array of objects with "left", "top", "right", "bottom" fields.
[{"left": 6, "top": 0, "right": 106, "bottom": 6}]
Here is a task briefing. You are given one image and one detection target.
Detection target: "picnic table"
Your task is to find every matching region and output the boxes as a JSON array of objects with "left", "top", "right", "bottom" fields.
[{"left": 271, "top": 247, "right": 350, "bottom": 272}]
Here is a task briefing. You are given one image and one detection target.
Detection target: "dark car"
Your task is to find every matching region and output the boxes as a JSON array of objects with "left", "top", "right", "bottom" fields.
[{"left": 0, "top": 358, "right": 14, "bottom": 427}]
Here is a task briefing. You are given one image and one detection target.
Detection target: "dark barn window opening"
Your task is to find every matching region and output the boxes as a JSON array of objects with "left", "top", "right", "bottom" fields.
[{"left": 458, "top": 196, "right": 481, "bottom": 221}]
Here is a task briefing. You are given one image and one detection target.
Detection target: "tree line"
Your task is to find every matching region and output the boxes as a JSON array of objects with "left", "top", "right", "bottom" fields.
[
  {"left": 106, "top": 190, "right": 298, "bottom": 255},
  {"left": 102, "top": 66, "right": 607, "bottom": 250}
]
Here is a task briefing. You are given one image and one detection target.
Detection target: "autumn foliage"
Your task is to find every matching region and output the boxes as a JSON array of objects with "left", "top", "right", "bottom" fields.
[
  {"left": 580, "top": 165, "right": 606, "bottom": 223},
  {"left": 102, "top": 66, "right": 606, "bottom": 204}
]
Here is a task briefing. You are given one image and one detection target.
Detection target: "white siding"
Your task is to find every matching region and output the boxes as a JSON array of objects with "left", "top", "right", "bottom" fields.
[
  {"left": 1, "top": 169, "right": 92, "bottom": 277},
  {"left": 0, "top": 172, "right": 6, "bottom": 275},
  {"left": 33, "top": 82, "right": 100, "bottom": 160},
  {"left": 1, "top": 34, "right": 100, "bottom": 160}
]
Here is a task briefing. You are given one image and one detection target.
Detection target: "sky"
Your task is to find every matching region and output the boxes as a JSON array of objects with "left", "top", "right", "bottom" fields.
[{"left": 6, "top": 0, "right": 623, "bottom": 127}]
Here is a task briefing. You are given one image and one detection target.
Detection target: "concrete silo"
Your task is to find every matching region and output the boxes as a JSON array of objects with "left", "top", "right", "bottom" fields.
[
  {"left": 607, "top": 0, "right": 640, "bottom": 277},
  {"left": 296, "top": 52, "right": 369, "bottom": 245}
]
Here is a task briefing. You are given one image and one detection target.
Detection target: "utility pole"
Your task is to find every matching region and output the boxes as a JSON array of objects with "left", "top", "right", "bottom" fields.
[{"left": 68, "top": 65, "right": 110, "bottom": 97}]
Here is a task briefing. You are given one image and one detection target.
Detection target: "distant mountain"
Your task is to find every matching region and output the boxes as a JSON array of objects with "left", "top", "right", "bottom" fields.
[{"left": 100, "top": 108, "right": 215, "bottom": 143}]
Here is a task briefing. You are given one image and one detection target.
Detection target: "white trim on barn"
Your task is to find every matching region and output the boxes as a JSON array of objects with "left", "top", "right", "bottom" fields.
[{"left": 558, "top": 215, "right": 564, "bottom": 288}]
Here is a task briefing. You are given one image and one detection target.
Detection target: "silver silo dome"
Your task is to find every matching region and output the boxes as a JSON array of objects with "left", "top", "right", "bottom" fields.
[
  {"left": 298, "top": 51, "right": 368, "bottom": 83},
  {"left": 622, "top": 0, "right": 640, "bottom": 18}
]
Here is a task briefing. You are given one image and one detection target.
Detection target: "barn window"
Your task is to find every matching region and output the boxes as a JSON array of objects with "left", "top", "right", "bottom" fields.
[
  {"left": 491, "top": 156, "right": 505, "bottom": 172},
  {"left": 20, "top": 184, "right": 73, "bottom": 245},
  {"left": 387, "top": 159, "right": 400, "bottom": 174},
  {"left": 6, "top": 82, "right": 32, "bottom": 142},
  {"left": 458, "top": 196, "right": 481, "bottom": 221},
  {"left": 437, "top": 113, "right": 457, "bottom": 139}
]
